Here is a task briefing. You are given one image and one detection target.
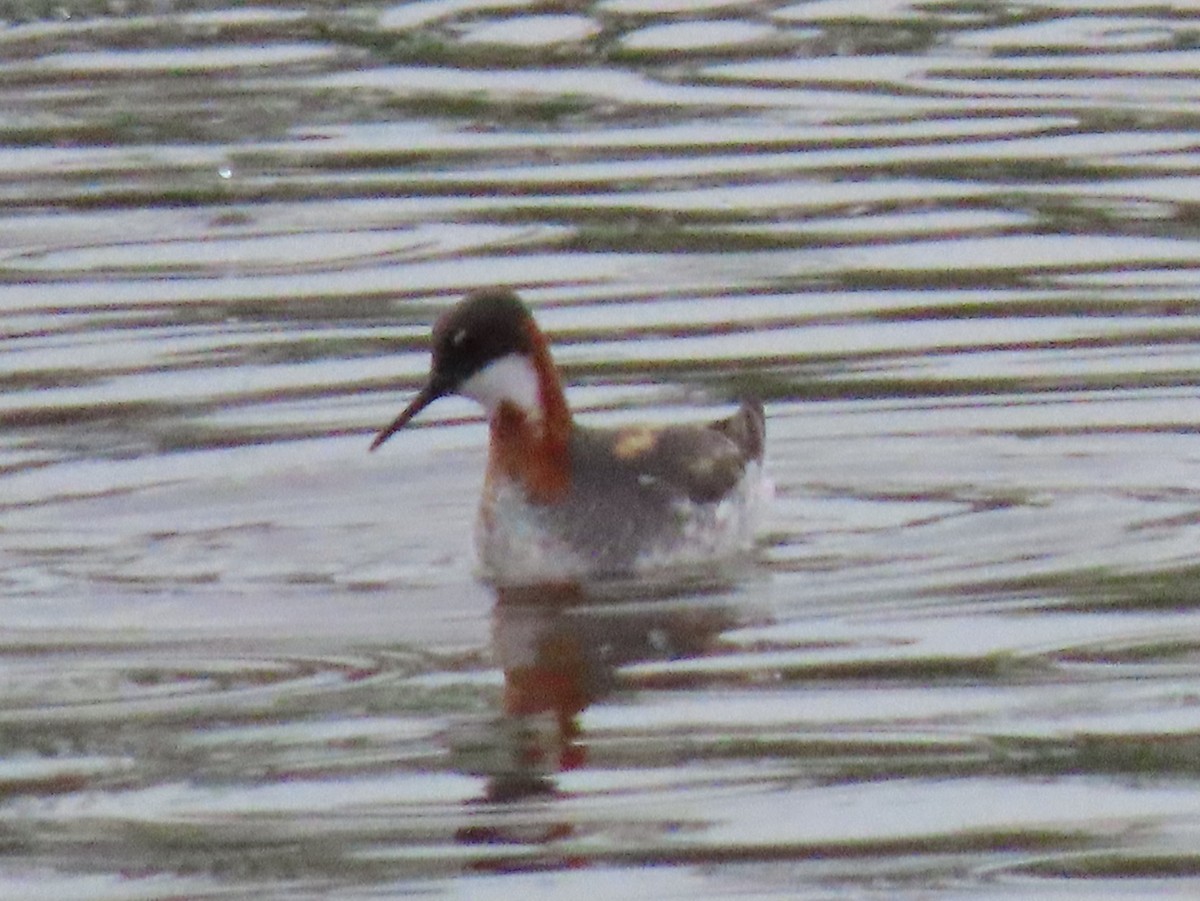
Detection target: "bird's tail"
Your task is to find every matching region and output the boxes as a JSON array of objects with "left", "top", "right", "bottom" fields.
[{"left": 713, "top": 397, "right": 765, "bottom": 462}]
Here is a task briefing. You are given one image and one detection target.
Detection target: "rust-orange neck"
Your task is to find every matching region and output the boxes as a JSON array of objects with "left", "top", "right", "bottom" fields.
[{"left": 486, "top": 321, "right": 572, "bottom": 504}]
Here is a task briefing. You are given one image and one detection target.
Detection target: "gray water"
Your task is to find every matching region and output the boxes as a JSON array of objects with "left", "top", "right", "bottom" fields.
[{"left": 5, "top": 1, "right": 1200, "bottom": 897}]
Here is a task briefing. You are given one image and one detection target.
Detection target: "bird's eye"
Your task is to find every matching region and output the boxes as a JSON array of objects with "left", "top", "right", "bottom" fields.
[{"left": 450, "top": 329, "right": 469, "bottom": 349}]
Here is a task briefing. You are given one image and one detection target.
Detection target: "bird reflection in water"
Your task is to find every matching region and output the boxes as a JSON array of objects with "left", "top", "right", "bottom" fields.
[{"left": 453, "top": 574, "right": 757, "bottom": 854}]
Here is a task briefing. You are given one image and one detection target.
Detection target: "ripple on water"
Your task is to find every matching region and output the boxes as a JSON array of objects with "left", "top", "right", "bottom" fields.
[
  {"left": 620, "top": 21, "right": 784, "bottom": 55},
  {"left": 458, "top": 15, "right": 603, "bottom": 46},
  {"left": 5, "top": 0, "right": 1200, "bottom": 897}
]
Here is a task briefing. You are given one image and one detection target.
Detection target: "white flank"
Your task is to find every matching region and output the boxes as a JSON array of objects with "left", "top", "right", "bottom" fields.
[{"left": 476, "top": 461, "right": 772, "bottom": 587}]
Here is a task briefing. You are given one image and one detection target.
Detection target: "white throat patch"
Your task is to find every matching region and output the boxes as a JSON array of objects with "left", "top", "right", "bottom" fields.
[{"left": 459, "top": 354, "right": 542, "bottom": 419}]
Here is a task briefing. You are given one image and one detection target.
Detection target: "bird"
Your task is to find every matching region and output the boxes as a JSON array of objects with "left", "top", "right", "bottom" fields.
[{"left": 370, "top": 288, "right": 768, "bottom": 588}]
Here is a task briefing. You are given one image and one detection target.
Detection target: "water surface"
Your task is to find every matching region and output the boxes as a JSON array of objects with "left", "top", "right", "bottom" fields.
[{"left": 4, "top": 1, "right": 1200, "bottom": 897}]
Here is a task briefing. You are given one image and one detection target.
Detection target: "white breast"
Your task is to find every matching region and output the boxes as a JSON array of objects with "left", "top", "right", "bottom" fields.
[{"left": 475, "top": 477, "right": 590, "bottom": 586}]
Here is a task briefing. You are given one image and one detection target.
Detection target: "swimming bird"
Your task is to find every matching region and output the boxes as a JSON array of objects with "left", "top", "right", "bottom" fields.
[{"left": 370, "top": 288, "right": 767, "bottom": 587}]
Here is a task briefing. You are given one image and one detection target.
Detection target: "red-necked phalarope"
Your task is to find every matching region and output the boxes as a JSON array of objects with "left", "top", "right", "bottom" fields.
[{"left": 370, "top": 288, "right": 768, "bottom": 586}]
